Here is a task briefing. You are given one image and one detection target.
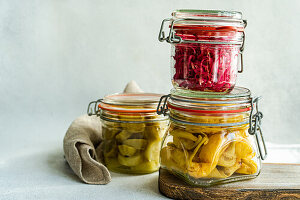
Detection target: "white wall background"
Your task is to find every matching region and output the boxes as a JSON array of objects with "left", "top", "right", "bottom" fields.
[{"left": 0, "top": 0, "right": 299, "bottom": 150}]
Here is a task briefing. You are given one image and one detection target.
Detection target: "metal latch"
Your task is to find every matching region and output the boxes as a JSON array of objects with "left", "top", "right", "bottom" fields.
[{"left": 249, "top": 96, "right": 267, "bottom": 160}]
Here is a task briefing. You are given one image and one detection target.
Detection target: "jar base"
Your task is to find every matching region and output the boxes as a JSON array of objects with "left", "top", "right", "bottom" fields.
[
  {"left": 105, "top": 157, "right": 159, "bottom": 174},
  {"left": 163, "top": 167, "right": 259, "bottom": 187},
  {"left": 106, "top": 165, "right": 159, "bottom": 175}
]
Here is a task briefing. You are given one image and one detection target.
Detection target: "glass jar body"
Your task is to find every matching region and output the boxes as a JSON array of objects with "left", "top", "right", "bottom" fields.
[
  {"left": 102, "top": 113, "right": 168, "bottom": 174},
  {"left": 160, "top": 10, "right": 246, "bottom": 92},
  {"left": 160, "top": 112, "right": 261, "bottom": 186},
  {"left": 171, "top": 43, "right": 240, "bottom": 92}
]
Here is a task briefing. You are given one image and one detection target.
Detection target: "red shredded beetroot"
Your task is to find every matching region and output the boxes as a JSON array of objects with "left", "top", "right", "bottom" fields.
[{"left": 172, "top": 43, "right": 239, "bottom": 92}]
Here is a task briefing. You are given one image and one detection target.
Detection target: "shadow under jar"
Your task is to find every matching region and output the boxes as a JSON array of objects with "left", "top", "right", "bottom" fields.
[
  {"left": 88, "top": 93, "right": 169, "bottom": 174},
  {"left": 157, "top": 87, "right": 267, "bottom": 186},
  {"left": 159, "top": 10, "right": 247, "bottom": 92}
]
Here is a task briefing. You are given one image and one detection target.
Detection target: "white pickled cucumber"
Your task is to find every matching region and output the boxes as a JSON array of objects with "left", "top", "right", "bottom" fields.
[
  {"left": 170, "top": 129, "right": 198, "bottom": 141},
  {"left": 104, "top": 140, "right": 118, "bottom": 158},
  {"left": 115, "top": 130, "right": 133, "bottom": 142},
  {"left": 123, "top": 139, "right": 147, "bottom": 150},
  {"left": 218, "top": 142, "right": 237, "bottom": 167},
  {"left": 208, "top": 160, "right": 242, "bottom": 178},
  {"left": 145, "top": 126, "right": 162, "bottom": 141},
  {"left": 131, "top": 161, "right": 159, "bottom": 173},
  {"left": 236, "top": 158, "right": 257, "bottom": 175},
  {"left": 121, "top": 123, "right": 145, "bottom": 133},
  {"left": 207, "top": 167, "right": 227, "bottom": 178},
  {"left": 144, "top": 140, "right": 161, "bottom": 162},
  {"left": 118, "top": 145, "right": 137, "bottom": 156},
  {"left": 118, "top": 153, "right": 143, "bottom": 167},
  {"left": 118, "top": 114, "right": 145, "bottom": 121},
  {"left": 173, "top": 136, "right": 195, "bottom": 150},
  {"left": 105, "top": 157, "right": 122, "bottom": 169},
  {"left": 129, "top": 132, "right": 145, "bottom": 139},
  {"left": 102, "top": 126, "right": 121, "bottom": 140}
]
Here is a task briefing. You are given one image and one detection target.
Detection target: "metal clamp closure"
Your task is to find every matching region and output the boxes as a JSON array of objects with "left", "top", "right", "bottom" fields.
[
  {"left": 158, "top": 18, "right": 182, "bottom": 43},
  {"left": 248, "top": 96, "right": 267, "bottom": 160},
  {"left": 238, "top": 20, "right": 247, "bottom": 73},
  {"left": 87, "top": 99, "right": 103, "bottom": 116},
  {"left": 156, "top": 94, "right": 170, "bottom": 116}
]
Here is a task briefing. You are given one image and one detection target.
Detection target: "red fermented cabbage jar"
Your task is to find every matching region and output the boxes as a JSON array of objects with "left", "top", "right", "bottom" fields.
[{"left": 158, "top": 10, "right": 247, "bottom": 93}]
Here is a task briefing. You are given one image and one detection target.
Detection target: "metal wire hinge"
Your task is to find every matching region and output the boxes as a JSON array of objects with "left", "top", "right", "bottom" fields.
[
  {"left": 87, "top": 99, "right": 103, "bottom": 116},
  {"left": 238, "top": 20, "right": 247, "bottom": 73},
  {"left": 158, "top": 18, "right": 182, "bottom": 44},
  {"left": 156, "top": 94, "right": 170, "bottom": 116},
  {"left": 248, "top": 96, "right": 267, "bottom": 160}
]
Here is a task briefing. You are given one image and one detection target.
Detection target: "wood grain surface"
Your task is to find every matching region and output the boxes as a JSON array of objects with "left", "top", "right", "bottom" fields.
[{"left": 159, "top": 163, "right": 300, "bottom": 200}]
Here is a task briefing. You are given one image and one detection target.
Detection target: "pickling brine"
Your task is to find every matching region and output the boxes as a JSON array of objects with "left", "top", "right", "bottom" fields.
[
  {"left": 103, "top": 117, "right": 168, "bottom": 174},
  {"left": 160, "top": 119, "right": 259, "bottom": 185}
]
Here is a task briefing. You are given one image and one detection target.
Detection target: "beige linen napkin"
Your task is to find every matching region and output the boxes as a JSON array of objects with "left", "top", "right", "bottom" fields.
[{"left": 63, "top": 81, "right": 143, "bottom": 184}]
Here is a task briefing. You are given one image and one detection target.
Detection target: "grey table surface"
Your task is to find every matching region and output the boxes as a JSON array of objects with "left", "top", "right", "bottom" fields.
[
  {"left": 0, "top": 117, "right": 299, "bottom": 200},
  {"left": 0, "top": 142, "right": 168, "bottom": 200},
  {"left": 0, "top": 116, "right": 168, "bottom": 200}
]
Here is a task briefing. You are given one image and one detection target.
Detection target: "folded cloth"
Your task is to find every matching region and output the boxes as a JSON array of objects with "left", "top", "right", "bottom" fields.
[{"left": 63, "top": 81, "right": 143, "bottom": 184}]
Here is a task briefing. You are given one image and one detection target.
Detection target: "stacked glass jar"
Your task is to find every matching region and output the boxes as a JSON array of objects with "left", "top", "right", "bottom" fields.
[
  {"left": 157, "top": 10, "right": 267, "bottom": 186},
  {"left": 87, "top": 93, "right": 168, "bottom": 174}
]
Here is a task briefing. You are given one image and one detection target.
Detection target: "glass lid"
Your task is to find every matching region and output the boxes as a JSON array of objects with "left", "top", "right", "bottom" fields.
[
  {"left": 102, "top": 93, "right": 163, "bottom": 105},
  {"left": 171, "top": 9, "right": 246, "bottom": 30},
  {"left": 172, "top": 9, "right": 243, "bottom": 20}
]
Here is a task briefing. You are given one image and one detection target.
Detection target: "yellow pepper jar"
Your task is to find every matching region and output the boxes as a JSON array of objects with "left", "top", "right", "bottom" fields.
[
  {"left": 157, "top": 87, "right": 267, "bottom": 186},
  {"left": 88, "top": 93, "right": 168, "bottom": 174}
]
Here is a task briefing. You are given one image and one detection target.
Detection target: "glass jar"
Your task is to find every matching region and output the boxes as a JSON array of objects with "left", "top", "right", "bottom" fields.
[
  {"left": 157, "top": 87, "right": 267, "bottom": 186},
  {"left": 158, "top": 10, "right": 247, "bottom": 92},
  {"left": 88, "top": 93, "right": 168, "bottom": 174}
]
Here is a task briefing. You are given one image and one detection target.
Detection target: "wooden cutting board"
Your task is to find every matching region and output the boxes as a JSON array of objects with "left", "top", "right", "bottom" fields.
[{"left": 159, "top": 163, "right": 300, "bottom": 200}]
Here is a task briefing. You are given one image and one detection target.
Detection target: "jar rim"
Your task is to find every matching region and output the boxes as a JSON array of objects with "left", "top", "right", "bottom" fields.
[
  {"left": 100, "top": 93, "right": 164, "bottom": 113},
  {"left": 169, "top": 115, "right": 249, "bottom": 127},
  {"left": 158, "top": 10, "right": 246, "bottom": 45},
  {"left": 168, "top": 86, "right": 252, "bottom": 113},
  {"left": 171, "top": 86, "right": 251, "bottom": 99},
  {"left": 173, "top": 10, "right": 243, "bottom": 20},
  {"left": 169, "top": 9, "right": 246, "bottom": 45},
  {"left": 167, "top": 103, "right": 251, "bottom": 114}
]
